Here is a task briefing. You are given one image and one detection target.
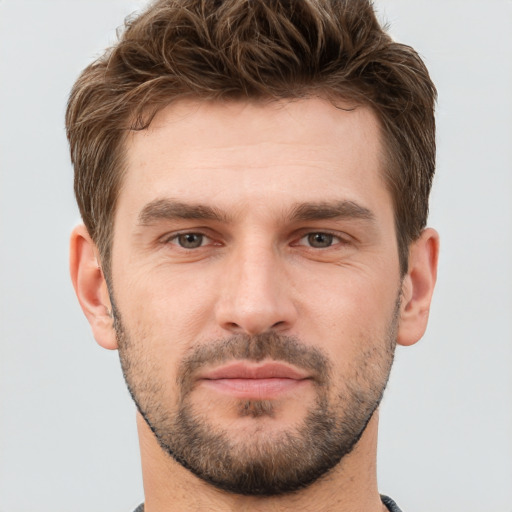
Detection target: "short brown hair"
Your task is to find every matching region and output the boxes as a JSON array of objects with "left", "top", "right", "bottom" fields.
[{"left": 66, "top": 0, "right": 436, "bottom": 277}]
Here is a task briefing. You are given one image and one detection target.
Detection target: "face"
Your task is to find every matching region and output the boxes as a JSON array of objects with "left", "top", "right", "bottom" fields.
[{"left": 110, "top": 98, "right": 402, "bottom": 495}]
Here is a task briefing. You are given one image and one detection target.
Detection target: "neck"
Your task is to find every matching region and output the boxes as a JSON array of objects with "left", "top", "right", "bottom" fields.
[{"left": 137, "top": 411, "right": 384, "bottom": 512}]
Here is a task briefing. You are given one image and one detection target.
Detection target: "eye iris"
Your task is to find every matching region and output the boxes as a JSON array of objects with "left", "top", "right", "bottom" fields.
[
  {"left": 178, "top": 233, "right": 203, "bottom": 248},
  {"left": 308, "top": 233, "right": 333, "bottom": 248}
]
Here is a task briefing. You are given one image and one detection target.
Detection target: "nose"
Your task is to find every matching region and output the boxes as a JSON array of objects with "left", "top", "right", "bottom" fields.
[{"left": 215, "top": 242, "right": 298, "bottom": 335}]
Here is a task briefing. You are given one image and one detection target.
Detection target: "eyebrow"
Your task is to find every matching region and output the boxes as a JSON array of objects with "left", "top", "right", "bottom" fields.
[
  {"left": 289, "top": 200, "right": 375, "bottom": 223},
  {"left": 138, "top": 198, "right": 230, "bottom": 225},
  {"left": 137, "top": 198, "right": 375, "bottom": 226}
]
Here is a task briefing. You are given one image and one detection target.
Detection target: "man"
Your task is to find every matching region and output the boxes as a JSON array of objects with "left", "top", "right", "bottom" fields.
[{"left": 67, "top": 0, "right": 439, "bottom": 510}]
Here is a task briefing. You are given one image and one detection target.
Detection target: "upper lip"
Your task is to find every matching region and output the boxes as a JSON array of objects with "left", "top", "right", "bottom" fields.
[{"left": 198, "top": 361, "right": 310, "bottom": 380}]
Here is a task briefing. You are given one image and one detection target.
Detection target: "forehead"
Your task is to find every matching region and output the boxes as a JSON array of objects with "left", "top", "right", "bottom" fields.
[{"left": 119, "top": 97, "right": 388, "bottom": 217}]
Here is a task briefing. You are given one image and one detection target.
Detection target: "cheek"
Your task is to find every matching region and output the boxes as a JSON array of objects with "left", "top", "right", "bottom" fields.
[
  {"left": 113, "top": 267, "right": 217, "bottom": 355},
  {"left": 296, "top": 267, "right": 399, "bottom": 358}
]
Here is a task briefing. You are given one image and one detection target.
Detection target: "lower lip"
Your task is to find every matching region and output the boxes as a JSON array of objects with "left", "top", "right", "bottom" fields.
[{"left": 200, "top": 378, "right": 309, "bottom": 400}]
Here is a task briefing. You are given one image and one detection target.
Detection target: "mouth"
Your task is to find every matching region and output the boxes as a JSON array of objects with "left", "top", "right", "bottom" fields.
[{"left": 196, "top": 361, "right": 312, "bottom": 400}]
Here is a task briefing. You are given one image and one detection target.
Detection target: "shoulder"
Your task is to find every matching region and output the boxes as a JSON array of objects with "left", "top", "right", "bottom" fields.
[{"left": 381, "top": 495, "right": 403, "bottom": 512}]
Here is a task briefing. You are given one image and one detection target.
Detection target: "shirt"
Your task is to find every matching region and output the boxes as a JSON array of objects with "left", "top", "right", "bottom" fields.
[{"left": 133, "top": 494, "right": 403, "bottom": 511}]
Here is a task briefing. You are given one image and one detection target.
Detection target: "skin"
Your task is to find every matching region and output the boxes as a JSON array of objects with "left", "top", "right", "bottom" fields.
[{"left": 70, "top": 97, "right": 439, "bottom": 511}]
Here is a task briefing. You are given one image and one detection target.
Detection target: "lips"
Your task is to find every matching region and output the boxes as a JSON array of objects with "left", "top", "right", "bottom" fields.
[
  {"left": 197, "top": 361, "right": 311, "bottom": 400},
  {"left": 200, "top": 361, "right": 310, "bottom": 380}
]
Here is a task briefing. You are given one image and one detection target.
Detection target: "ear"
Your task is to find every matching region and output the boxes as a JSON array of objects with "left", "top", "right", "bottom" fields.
[
  {"left": 397, "top": 228, "right": 439, "bottom": 347},
  {"left": 69, "top": 224, "right": 118, "bottom": 350}
]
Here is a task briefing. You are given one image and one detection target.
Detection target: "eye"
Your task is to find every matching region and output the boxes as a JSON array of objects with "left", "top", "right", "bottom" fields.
[
  {"left": 306, "top": 232, "right": 335, "bottom": 248},
  {"left": 171, "top": 233, "right": 207, "bottom": 249},
  {"left": 297, "top": 232, "right": 342, "bottom": 249}
]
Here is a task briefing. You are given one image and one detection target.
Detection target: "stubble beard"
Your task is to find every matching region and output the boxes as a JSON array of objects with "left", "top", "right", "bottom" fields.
[{"left": 114, "top": 302, "right": 399, "bottom": 496}]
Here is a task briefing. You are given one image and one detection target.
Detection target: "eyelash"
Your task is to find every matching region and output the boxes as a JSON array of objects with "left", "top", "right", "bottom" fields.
[
  {"left": 294, "top": 231, "right": 348, "bottom": 249},
  {"left": 163, "top": 231, "right": 214, "bottom": 249},
  {"left": 161, "top": 230, "right": 349, "bottom": 250}
]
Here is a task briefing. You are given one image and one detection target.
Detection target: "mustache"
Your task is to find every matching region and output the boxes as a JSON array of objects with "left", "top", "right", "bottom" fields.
[{"left": 177, "top": 332, "right": 332, "bottom": 392}]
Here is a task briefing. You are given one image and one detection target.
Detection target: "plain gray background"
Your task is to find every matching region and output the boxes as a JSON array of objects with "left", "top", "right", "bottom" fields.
[{"left": 1, "top": 1, "right": 511, "bottom": 511}]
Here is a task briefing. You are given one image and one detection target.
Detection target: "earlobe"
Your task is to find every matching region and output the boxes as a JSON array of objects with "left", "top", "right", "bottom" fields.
[
  {"left": 69, "top": 224, "right": 118, "bottom": 350},
  {"left": 397, "top": 228, "right": 439, "bottom": 347}
]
